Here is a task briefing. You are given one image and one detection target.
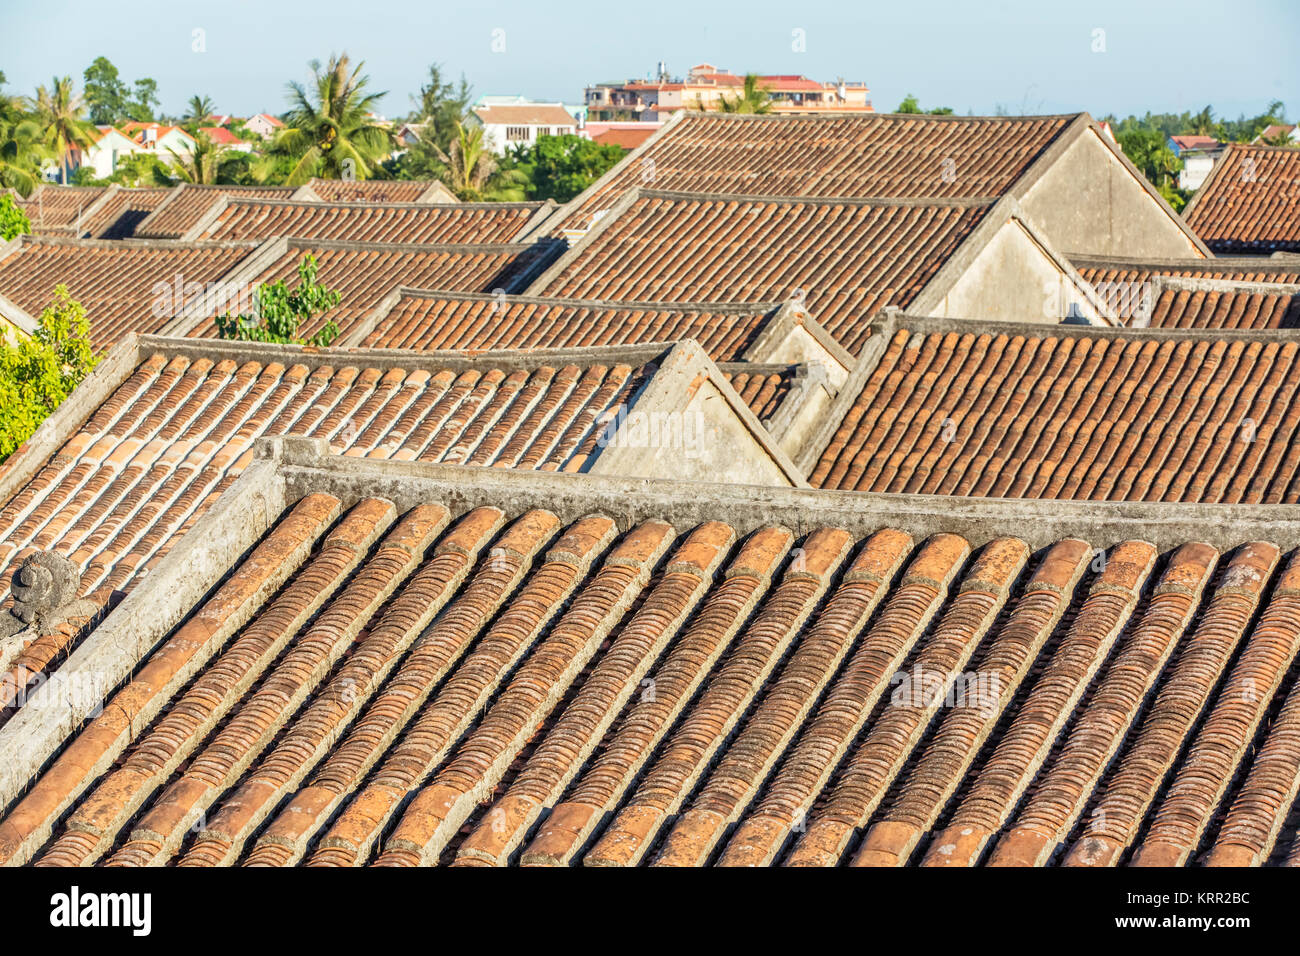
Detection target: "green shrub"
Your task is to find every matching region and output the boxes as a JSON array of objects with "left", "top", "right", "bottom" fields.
[{"left": 0, "top": 286, "right": 99, "bottom": 461}]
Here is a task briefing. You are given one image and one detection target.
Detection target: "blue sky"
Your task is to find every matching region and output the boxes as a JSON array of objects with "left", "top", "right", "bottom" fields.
[{"left": 1, "top": 0, "right": 1296, "bottom": 122}]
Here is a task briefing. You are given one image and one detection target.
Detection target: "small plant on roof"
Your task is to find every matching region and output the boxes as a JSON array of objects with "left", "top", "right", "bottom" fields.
[
  {"left": 216, "top": 254, "right": 342, "bottom": 347},
  {"left": 0, "top": 286, "right": 99, "bottom": 462}
]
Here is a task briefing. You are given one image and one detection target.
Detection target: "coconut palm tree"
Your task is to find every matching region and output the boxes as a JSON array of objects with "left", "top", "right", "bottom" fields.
[
  {"left": 183, "top": 94, "right": 216, "bottom": 127},
  {"left": 719, "top": 74, "right": 774, "bottom": 115},
  {"left": 432, "top": 121, "right": 526, "bottom": 200},
  {"left": 165, "top": 131, "right": 247, "bottom": 185},
  {"left": 32, "top": 76, "right": 96, "bottom": 184},
  {"left": 0, "top": 91, "right": 44, "bottom": 195},
  {"left": 271, "top": 54, "right": 392, "bottom": 185}
]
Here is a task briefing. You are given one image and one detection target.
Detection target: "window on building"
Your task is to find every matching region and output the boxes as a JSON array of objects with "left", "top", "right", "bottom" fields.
[{"left": 506, "top": 126, "right": 530, "bottom": 141}]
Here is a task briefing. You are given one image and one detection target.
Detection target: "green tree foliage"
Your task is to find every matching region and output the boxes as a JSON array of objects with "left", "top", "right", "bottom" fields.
[
  {"left": 718, "top": 74, "right": 773, "bottom": 114},
  {"left": 0, "top": 193, "right": 31, "bottom": 239},
  {"left": 33, "top": 76, "right": 96, "bottom": 184},
  {"left": 1115, "top": 127, "right": 1189, "bottom": 210},
  {"left": 0, "top": 287, "right": 99, "bottom": 462},
  {"left": 409, "top": 63, "right": 472, "bottom": 151},
  {"left": 0, "top": 85, "right": 43, "bottom": 196},
  {"left": 83, "top": 58, "right": 160, "bottom": 124},
  {"left": 896, "top": 94, "right": 953, "bottom": 115},
  {"left": 503, "top": 134, "right": 627, "bottom": 202},
  {"left": 166, "top": 130, "right": 251, "bottom": 184},
  {"left": 1104, "top": 101, "right": 1288, "bottom": 144},
  {"left": 421, "top": 121, "right": 527, "bottom": 200},
  {"left": 83, "top": 56, "right": 129, "bottom": 125},
  {"left": 182, "top": 94, "right": 216, "bottom": 130},
  {"left": 128, "top": 78, "right": 161, "bottom": 123},
  {"left": 266, "top": 54, "right": 392, "bottom": 185},
  {"left": 216, "top": 254, "right": 342, "bottom": 347}
]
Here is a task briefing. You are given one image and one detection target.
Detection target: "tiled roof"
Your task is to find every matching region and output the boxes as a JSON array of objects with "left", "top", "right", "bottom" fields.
[
  {"left": 302, "top": 178, "right": 450, "bottom": 203},
  {"left": 1184, "top": 145, "right": 1300, "bottom": 254},
  {"left": 16, "top": 186, "right": 109, "bottom": 233},
  {"left": 473, "top": 104, "right": 577, "bottom": 127},
  {"left": 76, "top": 187, "right": 173, "bottom": 240},
  {"left": 528, "top": 190, "right": 992, "bottom": 355},
  {"left": 188, "top": 198, "right": 550, "bottom": 243},
  {"left": 135, "top": 184, "right": 297, "bottom": 239},
  {"left": 810, "top": 313, "right": 1300, "bottom": 502},
  {"left": 0, "top": 236, "right": 257, "bottom": 347},
  {"left": 358, "top": 289, "right": 778, "bottom": 357},
  {"left": 0, "top": 338, "right": 718, "bottom": 698},
  {"left": 3, "top": 446, "right": 1299, "bottom": 867},
  {"left": 557, "top": 111, "right": 1077, "bottom": 231},
  {"left": 182, "top": 239, "right": 563, "bottom": 342},
  {"left": 1074, "top": 257, "right": 1300, "bottom": 329}
]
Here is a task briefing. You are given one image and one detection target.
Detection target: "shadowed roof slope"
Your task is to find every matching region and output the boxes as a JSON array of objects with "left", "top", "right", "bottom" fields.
[
  {"left": 0, "top": 236, "right": 257, "bottom": 347},
  {"left": 2, "top": 444, "right": 1299, "bottom": 867},
  {"left": 811, "top": 312, "right": 1300, "bottom": 502},
  {"left": 188, "top": 198, "right": 552, "bottom": 244},
  {"left": 1184, "top": 145, "right": 1300, "bottom": 254},
  {"left": 528, "top": 190, "right": 994, "bottom": 355},
  {"left": 557, "top": 111, "right": 1076, "bottom": 232},
  {"left": 75, "top": 187, "right": 173, "bottom": 239}
]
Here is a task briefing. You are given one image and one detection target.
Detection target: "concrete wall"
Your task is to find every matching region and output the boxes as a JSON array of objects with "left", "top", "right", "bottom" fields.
[
  {"left": 1021, "top": 128, "right": 1204, "bottom": 259},
  {"left": 927, "top": 219, "right": 1106, "bottom": 323},
  {"left": 590, "top": 342, "right": 805, "bottom": 487}
]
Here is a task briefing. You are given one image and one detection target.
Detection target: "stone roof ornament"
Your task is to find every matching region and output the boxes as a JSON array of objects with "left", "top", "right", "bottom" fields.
[{"left": 0, "top": 552, "right": 95, "bottom": 650}]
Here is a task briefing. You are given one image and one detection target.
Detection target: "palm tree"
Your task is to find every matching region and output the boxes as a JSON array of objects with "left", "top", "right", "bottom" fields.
[
  {"left": 719, "top": 74, "right": 774, "bottom": 115},
  {"left": 183, "top": 94, "right": 216, "bottom": 127},
  {"left": 165, "top": 131, "right": 246, "bottom": 185},
  {"left": 272, "top": 54, "right": 392, "bottom": 185},
  {"left": 32, "top": 77, "right": 96, "bottom": 184},
  {"left": 433, "top": 122, "right": 526, "bottom": 200},
  {"left": 1188, "top": 105, "right": 1218, "bottom": 137},
  {"left": 0, "top": 91, "right": 44, "bottom": 195}
]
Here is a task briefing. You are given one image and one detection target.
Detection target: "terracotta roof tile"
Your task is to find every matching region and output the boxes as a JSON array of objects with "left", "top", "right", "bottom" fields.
[
  {"left": 302, "top": 179, "right": 444, "bottom": 203},
  {"left": 559, "top": 112, "right": 1075, "bottom": 231},
  {"left": 0, "top": 341, "right": 681, "bottom": 702},
  {"left": 359, "top": 290, "right": 777, "bottom": 357},
  {"left": 184, "top": 239, "right": 563, "bottom": 342},
  {"left": 1185, "top": 145, "right": 1300, "bottom": 254},
  {"left": 811, "top": 316, "right": 1300, "bottom": 502},
  {"left": 16, "top": 186, "right": 110, "bottom": 232},
  {"left": 0, "top": 237, "right": 257, "bottom": 347},
  {"left": 135, "top": 185, "right": 296, "bottom": 239},
  {"left": 530, "top": 191, "right": 992, "bottom": 355},
  {"left": 191, "top": 199, "right": 548, "bottom": 243},
  {"left": 6, "top": 455, "right": 1300, "bottom": 866},
  {"left": 1075, "top": 257, "right": 1300, "bottom": 329}
]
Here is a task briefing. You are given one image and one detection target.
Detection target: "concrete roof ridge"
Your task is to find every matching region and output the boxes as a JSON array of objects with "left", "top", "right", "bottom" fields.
[
  {"left": 892, "top": 308, "right": 1300, "bottom": 341},
  {"left": 263, "top": 434, "right": 1300, "bottom": 550}
]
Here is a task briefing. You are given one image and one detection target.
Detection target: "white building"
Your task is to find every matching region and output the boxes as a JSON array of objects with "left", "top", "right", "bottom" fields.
[
  {"left": 469, "top": 101, "right": 579, "bottom": 155},
  {"left": 1168, "top": 135, "right": 1225, "bottom": 191},
  {"left": 77, "top": 126, "right": 144, "bottom": 178},
  {"left": 244, "top": 113, "right": 284, "bottom": 138}
]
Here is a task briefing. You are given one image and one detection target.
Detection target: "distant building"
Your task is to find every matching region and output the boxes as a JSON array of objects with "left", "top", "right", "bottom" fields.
[
  {"left": 469, "top": 101, "right": 579, "bottom": 154},
  {"left": 199, "top": 126, "right": 254, "bottom": 153},
  {"left": 1255, "top": 123, "right": 1299, "bottom": 145},
  {"left": 121, "top": 122, "right": 197, "bottom": 159},
  {"left": 76, "top": 126, "right": 144, "bottom": 178},
  {"left": 1168, "top": 134, "right": 1225, "bottom": 191},
  {"left": 585, "top": 62, "right": 871, "bottom": 122},
  {"left": 584, "top": 121, "right": 664, "bottom": 150},
  {"left": 244, "top": 113, "right": 284, "bottom": 138}
]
